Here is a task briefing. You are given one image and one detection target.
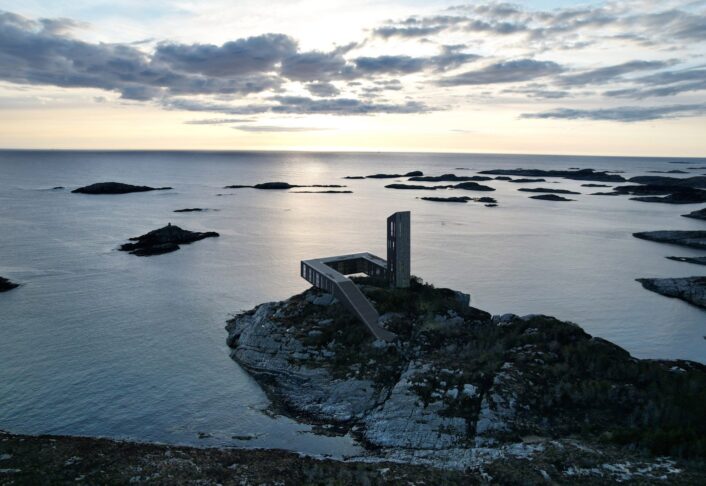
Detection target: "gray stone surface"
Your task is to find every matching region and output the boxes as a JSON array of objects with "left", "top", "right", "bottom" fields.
[{"left": 637, "top": 277, "right": 706, "bottom": 309}]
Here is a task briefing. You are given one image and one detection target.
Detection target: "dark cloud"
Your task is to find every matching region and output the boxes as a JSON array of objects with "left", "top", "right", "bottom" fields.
[
  {"left": 604, "top": 67, "right": 706, "bottom": 98},
  {"left": 438, "top": 59, "right": 562, "bottom": 86},
  {"left": 153, "top": 34, "right": 297, "bottom": 77},
  {"left": 521, "top": 103, "right": 706, "bottom": 122},
  {"left": 305, "top": 81, "right": 340, "bottom": 97},
  {"left": 280, "top": 50, "right": 353, "bottom": 81}
]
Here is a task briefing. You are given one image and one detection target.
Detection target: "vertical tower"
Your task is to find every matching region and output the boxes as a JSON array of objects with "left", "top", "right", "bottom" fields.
[{"left": 387, "top": 211, "right": 410, "bottom": 288}]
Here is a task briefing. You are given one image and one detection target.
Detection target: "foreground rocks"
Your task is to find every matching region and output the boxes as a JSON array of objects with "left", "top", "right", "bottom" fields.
[
  {"left": 478, "top": 168, "right": 625, "bottom": 182},
  {"left": 0, "top": 276, "right": 19, "bottom": 292},
  {"left": 72, "top": 182, "right": 171, "bottom": 194},
  {"left": 0, "top": 432, "right": 476, "bottom": 485},
  {"left": 633, "top": 231, "right": 706, "bottom": 249},
  {"left": 119, "top": 224, "right": 219, "bottom": 256},
  {"left": 637, "top": 277, "right": 706, "bottom": 309},
  {"left": 226, "top": 279, "right": 706, "bottom": 474}
]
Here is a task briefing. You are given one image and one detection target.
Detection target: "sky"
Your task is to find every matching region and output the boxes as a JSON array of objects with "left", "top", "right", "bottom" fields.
[{"left": 0, "top": 0, "right": 705, "bottom": 156}]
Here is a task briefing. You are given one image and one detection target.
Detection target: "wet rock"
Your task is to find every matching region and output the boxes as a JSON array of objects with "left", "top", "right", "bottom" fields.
[
  {"left": 518, "top": 188, "right": 580, "bottom": 194},
  {"left": 478, "top": 168, "right": 625, "bottom": 182},
  {"left": 637, "top": 277, "right": 706, "bottom": 308},
  {"left": 119, "top": 223, "right": 219, "bottom": 256},
  {"left": 72, "top": 182, "right": 171, "bottom": 194},
  {"left": 666, "top": 256, "right": 706, "bottom": 265},
  {"left": 0, "top": 276, "right": 19, "bottom": 292},
  {"left": 529, "top": 194, "right": 574, "bottom": 201},
  {"left": 633, "top": 231, "right": 706, "bottom": 249}
]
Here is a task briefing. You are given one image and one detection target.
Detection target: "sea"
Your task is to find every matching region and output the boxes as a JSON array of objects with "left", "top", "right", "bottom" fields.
[{"left": 1, "top": 149, "right": 704, "bottom": 456}]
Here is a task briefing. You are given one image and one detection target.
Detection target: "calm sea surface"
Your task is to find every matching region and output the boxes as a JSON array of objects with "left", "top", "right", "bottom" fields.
[{"left": 1, "top": 150, "right": 705, "bottom": 454}]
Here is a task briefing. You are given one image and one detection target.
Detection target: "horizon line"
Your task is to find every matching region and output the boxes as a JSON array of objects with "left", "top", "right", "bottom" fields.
[{"left": 0, "top": 147, "right": 704, "bottom": 160}]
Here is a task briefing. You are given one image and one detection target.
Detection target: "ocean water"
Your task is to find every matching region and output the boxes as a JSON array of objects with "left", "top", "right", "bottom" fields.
[{"left": 1, "top": 149, "right": 705, "bottom": 454}]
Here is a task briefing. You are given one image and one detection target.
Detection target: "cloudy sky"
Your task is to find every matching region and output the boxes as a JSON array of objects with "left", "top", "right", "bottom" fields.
[{"left": 0, "top": 0, "right": 705, "bottom": 155}]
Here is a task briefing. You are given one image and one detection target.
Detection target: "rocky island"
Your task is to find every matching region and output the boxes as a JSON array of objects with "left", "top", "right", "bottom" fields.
[
  {"left": 225, "top": 278, "right": 706, "bottom": 480},
  {"left": 637, "top": 277, "right": 706, "bottom": 309},
  {"left": 224, "top": 182, "right": 346, "bottom": 190},
  {"left": 683, "top": 208, "right": 706, "bottom": 220},
  {"left": 119, "top": 224, "right": 219, "bottom": 256},
  {"left": 518, "top": 188, "right": 580, "bottom": 194},
  {"left": 633, "top": 231, "right": 706, "bottom": 249},
  {"left": 529, "top": 194, "right": 574, "bottom": 201},
  {"left": 0, "top": 276, "right": 19, "bottom": 292},
  {"left": 477, "top": 168, "right": 625, "bottom": 182},
  {"left": 72, "top": 182, "right": 172, "bottom": 194}
]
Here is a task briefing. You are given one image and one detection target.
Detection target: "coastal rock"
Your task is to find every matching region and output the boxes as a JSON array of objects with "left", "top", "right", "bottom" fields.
[
  {"left": 683, "top": 208, "right": 706, "bottom": 220},
  {"left": 666, "top": 256, "right": 706, "bottom": 265},
  {"left": 581, "top": 183, "right": 610, "bottom": 187},
  {"left": 119, "top": 224, "right": 219, "bottom": 256},
  {"left": 291, "top": 190, "right": 352, "bottom": 194},
  {"left": 518, "top": 188, "right": 580, "bottom": 194},
  {"left": 453, "top": 181, "right": 495, "bottom": 191},
  {"left": 529, "top": 194, "right": 574, "bottom": 201},
  {"left": 633, "top": 231, "right": 706, "bottom": 249},
  {"left": 508, "top": 178, "right": 546, "bottom": 183},
  {"left": 421, "top": 196, "right": 471, "bottom": 203},
  {"left": 226, "top": 279, "right": 706, "bottom": 469},
  {"left": 385, "top": 183, "right": 439, "bottom": 190},
  {"left": 174, "top": 208, "right": 205, "bottom": 212},
  {"left": 345, "top": 171, "right": 423, "bottom": 179},
  {"left": 636, "top": 277, "right": 706, "bottom": 309},
  {"left": 409, "top": 174, "right": 492, "bottom": 182},
  {"left": 478, "top": 168, "right": 625, "bottom": 182},
  {"left": 224, "top": 182, "right": 346, "bottom": 190},
  {"left": 72, "top": 182, "right": 171, "bottom": 194},
  {"left": 0, "top": 276, "right": 19, "bottom": 292},
  {"left": 628, "top": 176, "right": 706, "bottom": 188}
]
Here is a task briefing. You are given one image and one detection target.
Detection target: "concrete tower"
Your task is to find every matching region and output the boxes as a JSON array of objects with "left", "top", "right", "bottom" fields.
[{"left": 387, "top": 211, "right": 410, "bottom": 288}]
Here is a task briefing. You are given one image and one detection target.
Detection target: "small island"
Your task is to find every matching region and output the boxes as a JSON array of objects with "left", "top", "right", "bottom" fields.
[
  {"left": 529, "top": 194, "right": 574, "bottom": 201},
  {"left": 0, "top": 276, "right": 19, "bottom": 292},
  {"left": 637, "top": 277, "right": 706, "bottom": 309},
  {"left": 72, "top": 182, "right": 172, "bottom": 194},
  {"left": 518, "top": 188, "right": 580, "bottom": 194},
  {"left": 633, "top": 231, "right": 706, "bottom": 249},
  {"left": 683, "top": 208, "right": 706, "bottom": 220},
  {"left": 478, "top": 168, "right": 625, "bottom": 182},
  {"left": 119, "top": 224, "right": 219, "bottom": 256}
]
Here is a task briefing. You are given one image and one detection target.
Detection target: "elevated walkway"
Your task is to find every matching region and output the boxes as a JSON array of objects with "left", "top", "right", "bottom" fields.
[{"left": 301, "top": 253, "right": 396, "bottom": 341}]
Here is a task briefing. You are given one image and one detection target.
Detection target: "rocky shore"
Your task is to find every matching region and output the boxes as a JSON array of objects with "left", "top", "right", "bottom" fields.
[
  {"left": 225, "top": 278, "right": 706, "bottom": 480},
  {"left": 633, "top": 231, "right": 706, "bottom": 249}
]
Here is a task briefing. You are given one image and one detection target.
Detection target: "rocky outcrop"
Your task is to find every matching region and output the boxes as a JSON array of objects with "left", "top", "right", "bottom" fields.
[
  {"left": 0, "top": 276, "right": 19, "bottom": 292},
  {"left": 454, "top": 181, "right": 495, "bottom": 191},
  {"left": 584, "top": 184, "right": 706, "bottom": 204},
  {"left": 582, "top": 183, "right": 611, "bottom": 187},
  {"left": 508, "top": 178, "right": 546, "bottom": 183},
  {"left": 174, "top": 208, "right": 205, "bottom": 212},
  {"left": 224, "top": 182, "right": 346, "bottom": 190},
  {"left": 667, "top": 256, "right": 706, "bottom": 265},
  {"left": 633, "top": 231, "right": 706, "bottom": 249},
  {"left": 291, "top": 190, "right": 352, "bottom": 193},
  {"left": 72, "top": 182, "right": 172, "bottom": 194},
  {"left": 637, "top": 277, "right": 706, "bottom": 308},
  {"left": 628, "top": 176, "right": 706, "bottom": 188},
  {"left": 529, "top": 194, "right": 574, "bottom": 201},
  {"left": 421, "top": 196, "right": 472, "bottom": 203},
  {"left": 226, "top": 279, "right": 706, "bottom": 469},
  {"left": 478, "top": 168, "right": 625, "bottom": 182},
  {"left": 119, "top": 224, "right": 219, "bottom": 256},
  {"left": 408, "top": 174, "right": 492, "bottom": 182},
  {"left": 683, "top": 208, "right": 706, "bottom": 220},
  {"left": 518, "top": 188, "right": 580, "bottom": 194},
  {"left": 345, "top": 171, "right": 423, "bottom": 179}
]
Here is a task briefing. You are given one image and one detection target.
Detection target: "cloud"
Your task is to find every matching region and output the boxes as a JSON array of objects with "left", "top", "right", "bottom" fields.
[
  {"left": 164, "top": 95, "right": 430, "bottom": 116},
  {"left": 184, "top": 118, "right": 253, "bottom": 124},
  {"left": 604, "top": 67, "right": 706, "bottom": 98},
  {"left": 521, "top": 103, "right": 706, "bottom": 122},
  {"left": 232, "top": 125, "right": 330, "bottom": 132},
  {"left": 438, "top": 59, "right": 562, "bottom": 86},
  {"left": 558, "top": 60, "right": 676, "bottom": 86},
  {"left": 372, "top": 25, "right": 445, "bottom": 39},
  {"left": 305, "top": 81, "right": 340, "bottom": 97},
  {"left": 153, "top": 34, "right": 297, "bottom": 77}
]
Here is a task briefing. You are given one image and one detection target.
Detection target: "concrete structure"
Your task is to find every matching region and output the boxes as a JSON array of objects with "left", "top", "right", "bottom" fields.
[
  {"left": 387, "top": 211, "right": 411, "bottom": 288},
  {"left": 300, "top": 211, "right": 411, "bottom": 341}
]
